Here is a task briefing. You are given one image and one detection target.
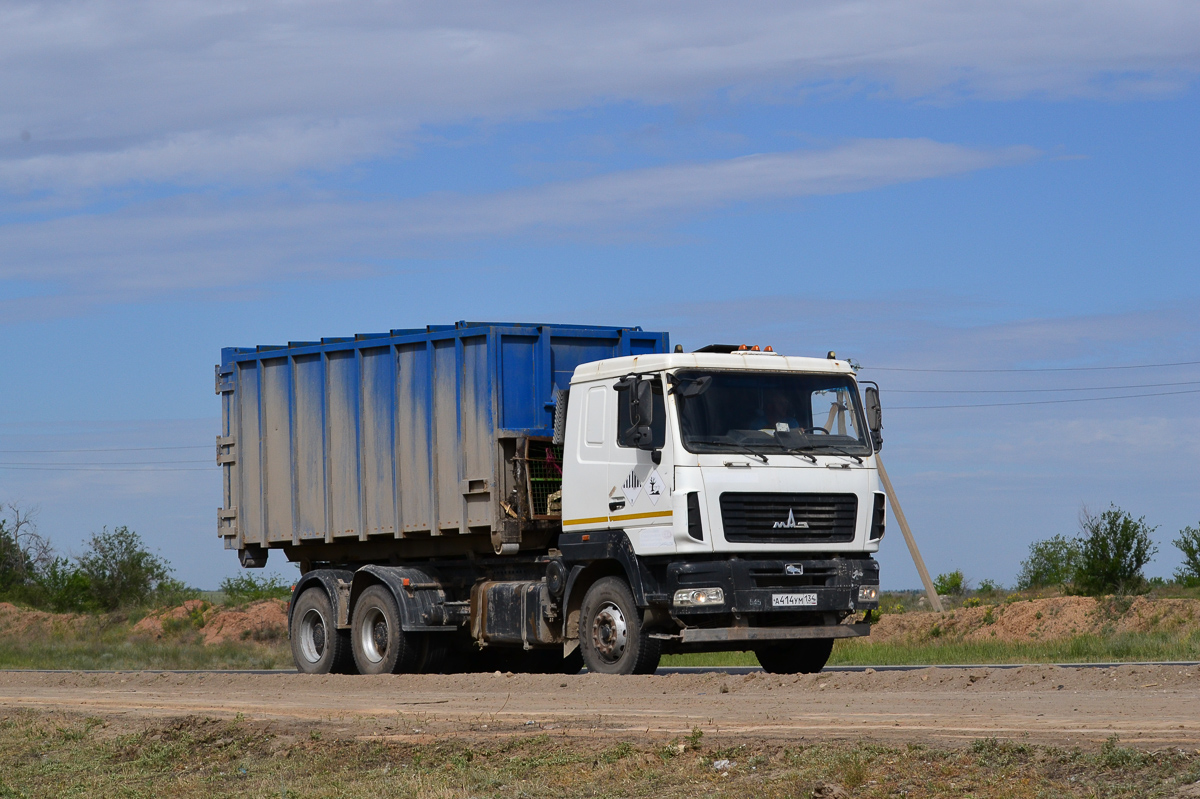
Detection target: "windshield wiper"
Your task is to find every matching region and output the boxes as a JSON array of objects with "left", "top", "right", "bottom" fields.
[
  {"left": 803, "top": 443, "right": 864, "bottom": 464},
  {"left": 776, "top": 444, "right": 818, "bottom": 463},
  {"left": 772, "top": 430, "right": 862, "bottom": 463},
  {"left": 690, "top": 438, "right": 769, "bottom": 464}
]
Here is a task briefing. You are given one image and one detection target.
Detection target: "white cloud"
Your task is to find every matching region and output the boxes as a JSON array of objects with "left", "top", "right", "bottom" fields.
[
  {"left": 399, "top": 138, "right": 1036, "bottom": 235},
  {"left": 0, "top": 0, "right": 1195, "bottom": 193},
  {"left": 0, "top": 120, "right": 384, "bottom": 192},
  {"left": 0, "top": 138, "right": 1032, "bottom": 305}
]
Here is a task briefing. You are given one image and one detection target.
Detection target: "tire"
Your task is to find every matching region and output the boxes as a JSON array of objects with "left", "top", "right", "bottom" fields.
[
  {"left": 290, "top": 587, "right": 354, "bottom": 674},
  {"left": 754, "top": 638, "right": 834, "bottom": 674},
  {"left": 579, "top": 577, "right": 661, "bottom": 675},
  {"left": 350, "top": 585, "right": 425, "bottom": 675}
]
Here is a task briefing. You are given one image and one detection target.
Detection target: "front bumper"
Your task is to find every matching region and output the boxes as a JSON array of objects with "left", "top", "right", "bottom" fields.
[
  {"left": 662, "top": 556, "right": 879, "bottom": 617},
  {"left": 653, "top": 623, "right": 870, "bottom": 644}
]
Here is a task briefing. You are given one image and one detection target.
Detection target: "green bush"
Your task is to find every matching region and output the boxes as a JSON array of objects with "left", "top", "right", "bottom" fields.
[
  {"left": 0, "top": 524, "right": 28, "bottom": 594},
  {"left": 975, "top": 579, "right": 1001, "bottom": 596},
  {"left": 76, "top": 526, "right": 180, "bottom": 611},
  {"left": 1016, "top": 534, "right": 1082, "bottom": 590},
  {"left": 0, "top": 511, "right": 193, "bottom": 613},
  {"left": 219, "top": 573, "right": 292, "bottom": 603},
  {"left": 35, "top": 558, "right": 96, "bottom": 613},
  {"left": 0, "top": 504, "right": 52, "bottom": 599},
  {"left": 1174, "top": 523, "right": 1200, "bottom": 585},
  {"left": 934, "top": 570, "right": 965, "bottom": 596},
  {"left": 1074, "top": 506, "right": 1157, "bottom": 596}
]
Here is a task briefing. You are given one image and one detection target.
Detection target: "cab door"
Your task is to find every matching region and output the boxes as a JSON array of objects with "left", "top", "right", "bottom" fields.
[
  {"left": 607, "top": 376, "right": 676, "bottom": 551},
  {"left": 561, "top": 380, "right": 614, "bottom": 531}
]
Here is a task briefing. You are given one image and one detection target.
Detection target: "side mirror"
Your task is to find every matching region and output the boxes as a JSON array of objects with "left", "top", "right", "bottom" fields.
[
  {"left": 615, "top": 375, "right": 656, "bottom": 449},
  {"left": 634, "top": 379, "right": 653, "bottom": 428},
  {"left": 863, "top": 385, "right": 883, "bottom": 451}
]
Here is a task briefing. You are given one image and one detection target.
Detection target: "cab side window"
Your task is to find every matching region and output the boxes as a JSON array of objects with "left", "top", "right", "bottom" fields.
[
  {"left": 584, "top": 386, "right": 606, "bottom": 446},
  {"left": 616, "top": 378, "right": 666, "bottom": 448}
]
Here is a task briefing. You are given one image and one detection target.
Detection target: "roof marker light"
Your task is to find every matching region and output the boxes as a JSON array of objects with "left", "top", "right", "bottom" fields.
[{"left": 764, "top": 346, "right": 773, "bottom": 352}]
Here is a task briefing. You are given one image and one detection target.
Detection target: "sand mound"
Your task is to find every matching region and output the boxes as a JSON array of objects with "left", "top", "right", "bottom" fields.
[
  {"left": 131, "top": 599, "right": 209, "bottom": 638},
  {"left": 2, "top": 597, "right": 289, "bottom": 648},
  {"left": 132, "top": 598, "right": 288, "bottom": 645},
  {"left": 0, "top": 601, "right": 87, "bottom": 636},
  {"left": 201, "top": 600, "right": 288, "bottom": 645},
  {"left": 869, "top": 595, "right": 1200, "bottom": 644}
]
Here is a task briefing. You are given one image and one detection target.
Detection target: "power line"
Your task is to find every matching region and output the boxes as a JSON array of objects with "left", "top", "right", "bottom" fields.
[
  {"left": 0, "top": 465, "right": 217, "bottom": 472},
  {"left": 891, "top": 387, "right": 1200, "bottom": 409},
  {"left": 863, "top": 359, "right": 1200, "bottom": 374},
  {"left": 885, "top": 379, "right": 1200, "bottom": 394},
  {"left": 0, "top": 445, "right": 211, "bottom": 454},
  {"left": 0, "top": 460, "right": 211, "bottom": 466}
]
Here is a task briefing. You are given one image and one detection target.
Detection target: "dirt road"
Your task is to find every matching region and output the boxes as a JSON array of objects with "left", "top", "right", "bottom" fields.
[{"left": 1, "top": 665, "right": 1196, "bottom": 749}]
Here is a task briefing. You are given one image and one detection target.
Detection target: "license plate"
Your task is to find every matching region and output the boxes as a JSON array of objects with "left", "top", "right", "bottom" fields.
[{"left": 772, "top": 592, "right": 818, "bottom": 607}]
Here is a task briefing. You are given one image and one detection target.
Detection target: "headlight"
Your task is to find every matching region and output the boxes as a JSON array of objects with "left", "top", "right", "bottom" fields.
[
  {"left": 857, "top": 585, "right": 879, "bottom": 603},
  {"left": 673, "top": 587, "right": 725, "bottom": 607}
]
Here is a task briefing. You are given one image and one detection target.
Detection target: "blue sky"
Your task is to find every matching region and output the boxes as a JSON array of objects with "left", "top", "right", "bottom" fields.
[{"left": 2, "top": 1, "right": 1199, "bottom": 590}]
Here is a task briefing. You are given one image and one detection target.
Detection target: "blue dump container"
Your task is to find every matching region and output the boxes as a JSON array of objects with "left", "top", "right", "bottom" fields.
[{"left": 216, "top": 322, "right": 669, "bottom": 560}]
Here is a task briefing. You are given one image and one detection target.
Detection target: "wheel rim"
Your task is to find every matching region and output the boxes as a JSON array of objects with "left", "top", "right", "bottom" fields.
[
  {"left": 359, "top": 607, "right": 389, "bottom": 663},
  {"left": 590, "top": 600, "right": 628, "bottom": 663},
  {"left": 298, "top": 608, "right": 326, "bottom": 663}
]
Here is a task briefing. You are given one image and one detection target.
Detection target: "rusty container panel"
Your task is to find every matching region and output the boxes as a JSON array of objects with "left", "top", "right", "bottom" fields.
[
  {"left": 235, "top": 360, "right": 263, "bottom": 546},
  {"left": 396, "top": 341, "right": 433, "bottom": 533},
  {"left": 260, "top": 357, "right": 294, "bottom": 544},
  {"left": 291, "top": 354, "right": 327, "bottom": 541},
  {"left": 361, "top": 347, "right": 397, "bottom": 538},
  {"left": 326, "top": 350, "right": 362, "bottom": 539},
  {"left": 432, "top": 338, "right": 461, "bottom": 533},
  {"left": 216, "top": 322, "right": 668, "bottom": 558}
]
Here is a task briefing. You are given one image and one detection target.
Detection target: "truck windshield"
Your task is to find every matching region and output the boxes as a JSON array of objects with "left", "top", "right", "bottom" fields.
[{"left": 673, "top": 370, "right": 872, "bottom": 457}]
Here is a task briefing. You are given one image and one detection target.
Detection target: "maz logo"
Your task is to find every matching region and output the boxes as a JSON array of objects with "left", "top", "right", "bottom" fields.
[{"left": 772, "top": 509, "right": 809, "bottom": 529}]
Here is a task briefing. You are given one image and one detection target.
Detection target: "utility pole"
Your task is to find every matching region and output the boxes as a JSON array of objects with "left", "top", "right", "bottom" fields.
[{"left": 876, "top": 455, "right": 943, "bottom": 613}]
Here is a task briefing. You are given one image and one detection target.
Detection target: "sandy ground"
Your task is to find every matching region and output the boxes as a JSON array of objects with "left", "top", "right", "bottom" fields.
[{"left": 1, "top": 665, "right": 1197, "bottom": 750}]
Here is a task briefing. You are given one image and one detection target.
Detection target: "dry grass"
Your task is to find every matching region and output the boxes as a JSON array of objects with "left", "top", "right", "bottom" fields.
[
  {"left": 0, "top": 602, "right": 290, "bottom": 671},
  {"left": 0, "top": 709, "right": 1196, "bottom": 798}
]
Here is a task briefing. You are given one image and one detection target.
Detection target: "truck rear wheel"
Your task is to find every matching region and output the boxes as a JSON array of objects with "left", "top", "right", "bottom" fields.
[
  {"left": 290, "top": 587, "right": 354, "bottom": 674},
  {"left": 754, "top": 638, "right": 834, "bottom": 674},
  {"left": 579, "top": 577, "right": 661, "bottom": 675},
  {"left": 351, "top": 585, "right": 425, "bottom": 675}
]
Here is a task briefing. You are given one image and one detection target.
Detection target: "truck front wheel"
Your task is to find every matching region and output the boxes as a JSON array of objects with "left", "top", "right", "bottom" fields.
[
  {"left": 351, "top": 585, "right": 425, "bottom": 674},
  {"left": 579, "top": 577, "right": 661, "bottom": 675},
  {"left": 754, "top": 638, "right": 834, "bottom": 674},
  {"left": 290, "top": 587, "right": 354, "bottom": 674}
]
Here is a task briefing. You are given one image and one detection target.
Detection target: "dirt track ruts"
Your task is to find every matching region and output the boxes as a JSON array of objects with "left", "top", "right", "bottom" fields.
[{"left": 1, "top": 665, "right": 1197, "bottom": 748}]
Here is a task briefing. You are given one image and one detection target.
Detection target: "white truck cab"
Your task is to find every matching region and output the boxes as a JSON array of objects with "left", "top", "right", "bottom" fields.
[
  {"left": 563, "top": 348, "right": 884, "bottom": 556},
  {"left": 557, "top": 347, "right": 883, "bottom": 673}
]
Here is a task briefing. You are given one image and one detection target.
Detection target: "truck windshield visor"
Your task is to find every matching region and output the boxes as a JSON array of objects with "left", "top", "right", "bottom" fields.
[{"left": 674, "top": 370, "right": 871, "bottom": 456}]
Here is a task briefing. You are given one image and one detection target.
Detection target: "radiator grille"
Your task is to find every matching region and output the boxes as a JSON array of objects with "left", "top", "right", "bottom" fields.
[{"left": 719, "top": 493, "right": 858, "bottom": 544}]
